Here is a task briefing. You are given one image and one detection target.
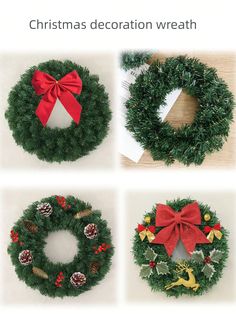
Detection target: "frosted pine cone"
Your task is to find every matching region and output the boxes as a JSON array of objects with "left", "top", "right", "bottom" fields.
[
  {"left": 19, "top": 250, "right": 33, "bottom": 265},
  {"left": 37, "top": 203, "right": 53, "bottom": 217},
  {"left": 70, "top": 272, "right": 86, "bottom": 287},
  {"left": 84, "top": 223, "right": 98, "bottom": 239}
]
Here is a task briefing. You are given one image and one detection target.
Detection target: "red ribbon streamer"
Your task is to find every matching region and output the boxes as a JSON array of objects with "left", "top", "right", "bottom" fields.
[
  {"left": 204, "top": 223, "right": 221, "bottom": 233},
  {"left": 152, "top": 202, "right": 209, "bottom": 256},
  {"left": 32, "top": 70, "right": 82, "bottom": 126}
]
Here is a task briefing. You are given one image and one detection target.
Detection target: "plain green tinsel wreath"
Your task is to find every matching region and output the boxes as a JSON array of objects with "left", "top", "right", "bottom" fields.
[
  {"left": 133, "top": 198, "right": 229, "bottom": 297},
  {"left": 126, "top": 56, "right": 235, "bottom": 165},
  {"left": 8, "top": 195, "right": 114, "bottom": 298},
  {"left": 5, "top": 60, "right": 111, "bottom": 162}
]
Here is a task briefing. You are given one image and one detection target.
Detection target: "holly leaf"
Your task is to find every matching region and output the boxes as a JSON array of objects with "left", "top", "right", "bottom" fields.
[
  {"left": 140, "top": 265, "right": 152, "bottom": 278},
  {"left": 210, "top": 249, "right": 223, "bottom": 264},
  {"left": 202, "top": 264, "right": 215, "bottom": 280},
  {"left": 156, "top": 262, "right": 170, "bottom": 275},
  {"left": 191, "top": 250, "right": 204, "bottom": 263},
  {"left": 144, "top": 247, "right": 157, "bottom": 261}
]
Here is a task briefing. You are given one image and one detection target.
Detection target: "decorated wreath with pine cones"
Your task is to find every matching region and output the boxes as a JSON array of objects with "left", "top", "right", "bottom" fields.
[
  {"left": 8, "top": 195, "right": 114, "bottom": 297},
  {"left": 125, "top": 55, "right": 235, "bottom": 165},
  {"left": 133, "top": 198, "right": 229, "bottom": 297},
  {"left": 5, "top": 59, "right": 111, "bottom": 162}
]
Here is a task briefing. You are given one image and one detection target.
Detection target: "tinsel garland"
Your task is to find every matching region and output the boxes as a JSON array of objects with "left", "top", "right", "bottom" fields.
[
  {"left": 5, "top": 59, "right": 111, "bottom": 162},
  {"left": 125, "top": 56, "right": 235, "bottom": 165},
  {"left": 133, "top": 198, "right": 229, "bottom": 297},
  {"left": 121, "top": 51, "right": 151, "bottom": 71},
  {"left": 8, "top": 195, "right": 114, "bottom": 298}
]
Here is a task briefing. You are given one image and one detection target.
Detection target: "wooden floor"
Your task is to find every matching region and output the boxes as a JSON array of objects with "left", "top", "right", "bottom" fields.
[{"left": 121, "top": 52, "right": 236, "bottom": 169}]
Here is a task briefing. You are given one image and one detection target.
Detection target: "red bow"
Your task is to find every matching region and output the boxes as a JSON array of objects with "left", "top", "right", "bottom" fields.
[
  {"left": 152, "top": 202, "right": 209, "bottom": 256},
  {"left": 32, "top": 70, "right": 82, "bottom": 126},
  {"left": 137, "top": 224, "right": 156, "bottom": 233},
  {"left": 204, "top": 223, "right": 221, "bottom": 233}
]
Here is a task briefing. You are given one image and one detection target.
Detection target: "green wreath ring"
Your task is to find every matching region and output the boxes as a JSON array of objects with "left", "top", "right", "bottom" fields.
[
  {"left": 8, "top": 195, "right": 114, "bottom": 298},
  {"left": 126, "top": 56, "right": 235, "bottom": 165},
  {"left": 6, "top": 59, "right": 111, "bottom": 162},
  {"left": 133, "top": 198, "right": 229, "bottom": 297}
]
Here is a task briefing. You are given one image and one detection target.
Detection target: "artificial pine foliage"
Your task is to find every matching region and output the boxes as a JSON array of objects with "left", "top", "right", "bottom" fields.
[
  {"left": 133, "top": 198, "right": 229, "bottom": 297},
  {"left": 121, "top": 51, "right": 152, "bottom": 70},
  {"left": 125, "top": 56, "right": 235, "bottom": 165},
  {"left": 8, "top": 195, "right": 114, "bottom": 298},
  {"left": 5, "top": 60, "right": 111, "bottom": 162}
]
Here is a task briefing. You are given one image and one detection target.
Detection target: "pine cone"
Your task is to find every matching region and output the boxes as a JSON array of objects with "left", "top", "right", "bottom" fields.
[
  {"left": 23, "top": 220, "right": 38, "bottom": 233},
  {"left": 84, "top": 223, "right": 98, "bottom": 239},
  {"left": 74, "top": 209, "right": 92, "bottom": 219},
  {"left": 18, "top": 250, "right": 33, "bottom": 265},
  {"left": 89, "top": 261, "right": 100, "bottom": 274},
  {"left": 37, "top": 203, "right": 53, "bottom": 217},
  {"left": 32, "top": 266, "right": 48, "bottom": 279},
  {"left": 70, "top": 272, "right": 86, "bottom": 287}
]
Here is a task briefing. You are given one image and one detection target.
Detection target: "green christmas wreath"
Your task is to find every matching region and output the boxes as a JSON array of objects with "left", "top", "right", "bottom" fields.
[
  {"left": 126, "top": 56, "right": 235, "bottom": 165},
  {"left": 133, "top": 198, "right": 228, "bottom": 297},
  {"left": 8, "top": 195, "right": 114, "bottom": 298},
  {"left": 6, "top": 59, "right": 111, "bottom": 162}
]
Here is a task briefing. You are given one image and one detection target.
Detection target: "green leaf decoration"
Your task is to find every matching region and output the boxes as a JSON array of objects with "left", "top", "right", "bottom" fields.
[
  {"left": 140, "top": 264, "right": 152, "bottom": 278},
  {"left": 191, "top": 250, "right": 204, "bottom": 263},
  {"left": 202, "top": 264, "right": 215, "bottom": 280},
  {"left": 156, "top": 262, "right": 170, "bottom": 275},
  {"left": 144, "top": 247, "right": 157, "bottom": 261},
  {"left": 210, "top": 249, "right": 223, "bottom": 264}
]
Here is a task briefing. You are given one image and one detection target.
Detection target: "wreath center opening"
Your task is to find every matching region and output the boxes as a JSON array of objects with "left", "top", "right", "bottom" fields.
[
  {"left": 171, "top": 240, "right": 191, "bottom": 262},
  {"left": 46, "top": 99, "right": 73, "bottom": 129},
  {"left": 164, "top": 90, "right": 199, "bottom": 129},
  {"left": 43, "top": 230, "right": 78, "bottom": 264}
]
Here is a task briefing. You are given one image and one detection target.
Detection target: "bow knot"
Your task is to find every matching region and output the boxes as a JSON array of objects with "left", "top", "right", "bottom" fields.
[
  {"left": 152, "top": 202, "right": 209, "bottom": 256},
  {"left": 174, "top": 212, "right": 182, "bottom": 224},
  {"left": 32, "top": 70, "right": 83, "bottom": 127}
]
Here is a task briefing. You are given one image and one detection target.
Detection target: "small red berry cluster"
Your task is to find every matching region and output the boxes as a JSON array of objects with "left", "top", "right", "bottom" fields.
[
  {"left": 10, "top": 230, "right": 24, "bottom": 246},
  {"left": 149, "top": 261, "right": 156, "bottom": 268},
  {"left": 204, "top": 256, "right": 211, "bottom": 264},
  {"left": 94, "top": 243, "right": 111, "bottom": 254},
  {"left": 55, "top": 272, "right": 64, "bottom": 287},
  {"left": 56, "top": 196, "right": 71, "bottom": 210}
]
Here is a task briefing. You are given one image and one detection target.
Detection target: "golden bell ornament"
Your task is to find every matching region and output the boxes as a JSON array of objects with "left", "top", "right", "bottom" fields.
[
  {"left": 144, "top": 216, "right": 151, "bottom": 224},
  {"left": 204, "top": 213, "right": 211, "bottom": 222}
]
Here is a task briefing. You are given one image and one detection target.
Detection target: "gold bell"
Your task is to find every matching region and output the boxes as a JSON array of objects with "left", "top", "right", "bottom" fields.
[
  {"left": 144, "top": 216, "right": 151, "bottom": 224},
  {"left": 204, "top": 213, "right": 211, "bottom": 222}
]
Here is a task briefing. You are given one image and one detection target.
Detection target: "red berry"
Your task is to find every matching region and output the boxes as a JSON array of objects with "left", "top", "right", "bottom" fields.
[
  {"left": 204, "top": 256, "right": 211, "bottom": 264},
  {"left": 149, "top": 261, "right": 156, "bottom": 268}
]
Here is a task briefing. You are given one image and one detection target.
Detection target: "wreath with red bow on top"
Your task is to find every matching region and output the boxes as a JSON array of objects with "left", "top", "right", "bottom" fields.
[
  {"left": 133, "top": 198, "right": 229, "bottom": 297},
  {"left": 8, "top": 195, "right": 114, "bottom": 298},
  {"left": 5, "top": 60, "right": 111, "bottom": 162}
]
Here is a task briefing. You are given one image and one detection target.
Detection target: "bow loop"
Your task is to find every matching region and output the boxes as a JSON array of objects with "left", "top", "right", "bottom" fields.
[
  {"left": 32, "top": 70, "right": 83, "bottom": 127},
  {"left": 32, "top": 70, "right": 56, "bottom": 95},
  {"left": 58, "top": 70, "right": 82, "bottom": 94},
  {"left": 152, "top": 202, "right": 209, "bottom": 256}
]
